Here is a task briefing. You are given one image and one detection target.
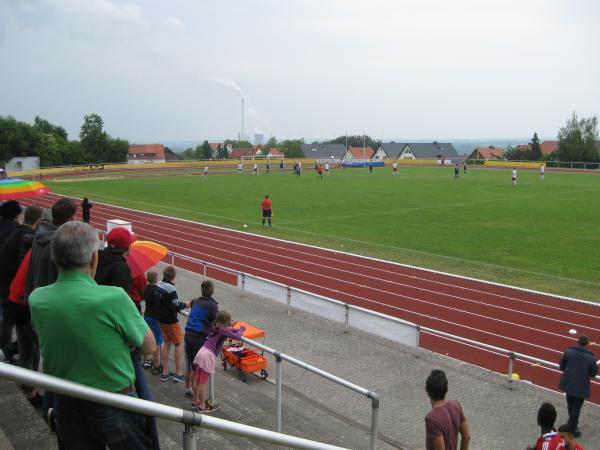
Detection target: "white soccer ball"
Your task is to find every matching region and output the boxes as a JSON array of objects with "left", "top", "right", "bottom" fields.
[
  {"left": 243, "top": 224, "right": 248, "bottom": 229},
  {"left": 569, "top": 328, "right": 577, "bottom": 335}
]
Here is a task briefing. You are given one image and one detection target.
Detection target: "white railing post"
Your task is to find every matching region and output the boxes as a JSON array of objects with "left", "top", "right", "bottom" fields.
[
  {"left": 286, "top": 286, "right": 292, "bottom": 313},
  {"left": 209, "top": 373, "right": 215, "bottom": 403},
  {"left": 344, "top": 304, "right": 349, "bottom": 333},
  {"left": 508, "top": 352, "right": 515, "bottom": 383},
  {"left": 369, "top": 392, "right": 379, "bottom": 450},
  {"left": 183, "top": 424, "right": 197, "bottom": 450},
  {"left": 275, "top": 353, "right": 283, "bottom": 433}
]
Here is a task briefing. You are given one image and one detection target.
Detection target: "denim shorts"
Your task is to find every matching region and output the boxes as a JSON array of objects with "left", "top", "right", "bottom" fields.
[{"left": 143, "top": 316, "right": 163, "bottom": 346}]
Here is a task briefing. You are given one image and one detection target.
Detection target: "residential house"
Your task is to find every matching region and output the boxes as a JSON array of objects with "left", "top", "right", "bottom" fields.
[
  {"left": 343, "top": 146, "right": 375, "bottom": 160},
  {"left": 397, "top": 142, "right": 459, "bottom": 160},
  {"left": 229, "top": 148, "right": 258, "bottom": 159},
  {"left": 300, "top": 144, "right": 347, "bottom": 161},
  {"left": 128, "top": 144, "right": 166, "bottom": 164},
  {"left": 467, "top": 146, "right": 505, "bottom": 160},
  {"left": 540, "top": 140, "right": 559, "bottom": 156},
  {"left": 165, "top": 148, "right": 181, "bottom": 161},
  {"left": 374, "top": 143, "right": 407, "bottom": 159}
]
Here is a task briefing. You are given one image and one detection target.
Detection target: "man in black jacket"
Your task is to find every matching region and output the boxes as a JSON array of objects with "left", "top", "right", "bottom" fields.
[
  {"left": 559, "top": 335, "right": 598, "bottom": 437},
  {"left": 95, "top": 227, "right": 135, "bottom": 291},
  {"left": 23, "top": 197, "right": 77, "bottom": 409},
  {"left": 0, "top": 205, "right": 42, "bottom": 361}
]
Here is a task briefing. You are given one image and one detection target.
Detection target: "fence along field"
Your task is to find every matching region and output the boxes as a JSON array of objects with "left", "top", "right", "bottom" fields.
[{"left": 41, "top": 164, "right": 600, "bottom": 302}]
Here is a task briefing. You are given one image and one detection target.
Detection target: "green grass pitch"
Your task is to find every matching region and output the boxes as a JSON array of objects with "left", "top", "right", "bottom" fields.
[{"left": 45, "top": 166, "right": 600, "bottom": 302}]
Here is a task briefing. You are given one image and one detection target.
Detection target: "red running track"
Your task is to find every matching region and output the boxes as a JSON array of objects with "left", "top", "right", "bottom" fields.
[{"left": 25, "top": 193, "right": 600, "bottom": 402}]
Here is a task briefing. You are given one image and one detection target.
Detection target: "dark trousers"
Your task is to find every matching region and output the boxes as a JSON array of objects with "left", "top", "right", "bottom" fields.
[
  {"left": 566, "top": 394, "right": 584, "bottom": 431},
  {"left": 55, "top": 393, "right": 152, "bottom": 450},
  {"left": 0, "top": 289, "right": 15, "bottom": 349}
]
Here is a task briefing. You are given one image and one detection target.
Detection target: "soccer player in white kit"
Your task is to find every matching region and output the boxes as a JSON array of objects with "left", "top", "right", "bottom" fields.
[
  {"left": 392, "top": 162, "right": 398, "bottom": 175},
  {"left": 203, "top": 165, "right": 208, "bottom": 176},
  {"left": 237, "top": 163, "right": 242, "bottom": 174},
  {"left": 540, "top": 164, "right": 545, "bottom": 180},
  {"left": 325, "top": 162, "right": 330, "bottom": 174},
  {"left": 512, "top": 168, "right": 517, "bottom": 186},
  {"left": 253, "top": 163, "right": 258, "bottom": 175}
]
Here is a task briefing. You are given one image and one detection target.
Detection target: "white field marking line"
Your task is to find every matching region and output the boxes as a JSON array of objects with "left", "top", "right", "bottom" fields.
[
  {"left": 81, "top": 211, "right": 587, "bottom": 347},
  {"left": 39, "top": 192, "right": 600, "bottom": 307},
  {"left": 84, "top": 204, "right": 600, "bottom": 328},
  {"left": 82, "top": 201, "right": 600, "bottom": 323}
]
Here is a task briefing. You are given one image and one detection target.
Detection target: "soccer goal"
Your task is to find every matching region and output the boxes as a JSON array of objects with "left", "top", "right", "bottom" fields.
[{"left": 240, "top": 154, "right": 285, "bottom": 174}]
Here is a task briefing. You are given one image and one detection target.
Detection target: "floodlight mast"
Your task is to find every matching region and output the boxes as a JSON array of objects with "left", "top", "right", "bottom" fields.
[{"left": 241, "top": 97, "right": 245, "bottom": 141}]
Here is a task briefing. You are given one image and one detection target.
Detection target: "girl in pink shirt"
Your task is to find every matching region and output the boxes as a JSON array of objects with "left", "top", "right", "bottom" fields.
[{"left": 192, "top": 311, "right": 245, "bottom": 412}]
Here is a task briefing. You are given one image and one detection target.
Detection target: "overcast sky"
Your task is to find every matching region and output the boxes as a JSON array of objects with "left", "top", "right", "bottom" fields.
[{"left": 1, "top": 0, "right": 599, "bottom": 142}]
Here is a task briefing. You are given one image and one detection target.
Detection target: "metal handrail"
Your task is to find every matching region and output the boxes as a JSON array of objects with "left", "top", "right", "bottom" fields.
[
  {"left": 0, "top": 363, "right": 347, "bottom": 450},
  {"left": 420, "top": 327, "right": 600, "bottom": 383}
]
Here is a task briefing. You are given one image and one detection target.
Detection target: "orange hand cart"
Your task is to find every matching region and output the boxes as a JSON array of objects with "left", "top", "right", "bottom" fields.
[{"left": 221, "top": 321, "right": 268, "bottom": 383}]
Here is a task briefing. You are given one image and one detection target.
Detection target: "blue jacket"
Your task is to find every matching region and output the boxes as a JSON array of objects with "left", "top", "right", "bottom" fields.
[
  {"left": 559, "top": 345, "right": 598, "bottom": 398},
  {"left": 185, "top": 296, "right": 218, "bottom": 335}
]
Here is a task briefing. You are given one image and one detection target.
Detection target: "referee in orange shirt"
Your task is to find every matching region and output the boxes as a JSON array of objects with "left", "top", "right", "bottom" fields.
[{"left": 261, "top": 195, "right": 273, "bottom": 227}]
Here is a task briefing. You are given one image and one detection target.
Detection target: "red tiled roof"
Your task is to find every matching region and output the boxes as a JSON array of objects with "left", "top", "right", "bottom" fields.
[
  {"left": 230, "top": 148, "right": 256, "bottom": 159},
  {"left": 268, "top": 148, "right": 283, "bottom": 156},
  {"left": 473, "top": 147, "right": 505, "bottom": 160},
  {"left": 348, "top": 146, "right": 375, "bottom": 159},
  {"left": 540, "top": 140, "right": 559, "bottom": 155},
  {"left": 209, "top": 143, "right": 221, "bottom": 152},
  {"left": 128, "top": 144, "right": 165, "bottom": 159}
]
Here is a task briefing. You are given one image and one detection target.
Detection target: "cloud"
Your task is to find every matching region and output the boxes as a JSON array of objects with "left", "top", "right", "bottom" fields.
[
  {"left": 164, "top": 16, "right": 184, "bottom": 30},
  {"left": 246, "top": 107, "right": 272, "bottom": 136},
  {"left": 209, "top": 76, "right": 244, "bottom": 97}
]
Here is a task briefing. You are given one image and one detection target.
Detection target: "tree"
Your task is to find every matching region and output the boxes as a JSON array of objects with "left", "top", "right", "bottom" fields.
[
  {"left": 106, "top": 138, "right": 129, "bottom": 163},
  {"left": 33, "top": 116, "right": 68, "bottom": 140},
  {"left": 0, "top": 116, "right": 41, "bottom": 162},
  {"left": 558, "top": 112, "right": 599, "bottom": 162},
  {"left": 224, "top": 139, "right": 252, "bottom": 148},
  {"left": 80, "top": 113, "right": 109, "bottom": 163},
  {"left": 530, "top": 132, "right": 541, "bottom": 161},
  {"left": 200, "top": 140, "right": 212, "bottom": 160},
  {"left": 325, "top": 134, "right": 380, "bottom": 149},
  {"left": 180, "top": 147, "right": 195, "bottom": 160},
  {"left": 504, "top": 143, "right": 515, "bottom": 160},
  {"left": 216, "top": 144, "right": 228, "bottom": 159},
  {"left": 265, "top": 136, "right": 277, "bottom": 148},
  {"left": 280, "top": 139, "right": 305, "bottom": 158}
]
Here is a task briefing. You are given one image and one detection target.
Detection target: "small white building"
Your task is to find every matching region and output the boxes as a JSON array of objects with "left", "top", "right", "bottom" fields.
[{"left": 5, "top": 157, "right": 40, "bottom": 171}]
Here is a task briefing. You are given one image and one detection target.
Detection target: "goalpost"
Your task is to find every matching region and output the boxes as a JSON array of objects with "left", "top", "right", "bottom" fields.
[{"left": 240, "top": 154, "right": 285, "bottom": 174}]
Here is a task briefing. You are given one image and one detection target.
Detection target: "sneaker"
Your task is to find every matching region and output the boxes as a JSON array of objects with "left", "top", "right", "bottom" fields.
[
  {"left": 45, "top": 408, "right": 56, "bottom": 433},
  {"left": 195, "top": 403, "right": 219, "bottom": 414},
  {"left": 28, "top": 393, "right": 44, "bottom": 410},
  {"left": 151, "top": 365, "right": 163, "bottom": 375},
  {"left": 160, "top": 372, "right": 173, "bottom": 382},
  {"left": 142, "top": 360, "right": 153, "bottom": 369},
  {"left": 574, "top": 430, "right": 581, "bottom": 438},
  {"left": 172, "top": 373, "right": 185, "bottom": 383},
  {"left": 184, "top": 388, "right": 193, "bottom": 397}
]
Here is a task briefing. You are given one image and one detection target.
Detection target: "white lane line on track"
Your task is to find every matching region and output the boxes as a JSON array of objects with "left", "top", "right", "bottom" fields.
[
  {"left": 85, "top": 205, "right": 600, "bottom": 329},
  {"left": 29, "top": 194, "right": 600, "bottom": 331},
  {"left": 65, "top": 198, "right": 600, "bottom": 323},
  {"left": 28, "top": 197, "right": 592, "bottom": 350},
  {"left": 45, "top": 185, "right": 600, "bottom": 287}
]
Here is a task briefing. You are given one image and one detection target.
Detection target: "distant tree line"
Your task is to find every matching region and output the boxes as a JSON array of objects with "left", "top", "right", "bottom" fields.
[
  {"left": 0, "top": 113, "right": 129, "bottom": 167},
  {"left": 325, "top": 135, "right": 382, "bottom": 150},
  {"left": 505, "top": 113, "right": 599, "bottom": 162}
]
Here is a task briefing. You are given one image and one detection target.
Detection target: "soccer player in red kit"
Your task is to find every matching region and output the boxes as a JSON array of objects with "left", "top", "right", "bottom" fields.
[{"left": 261, "top": 195, "right": 272, "bottom": 227}]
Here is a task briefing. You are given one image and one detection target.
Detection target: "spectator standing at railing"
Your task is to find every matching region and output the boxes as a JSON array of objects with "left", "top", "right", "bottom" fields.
[
  {"left": 81, "top": 197, "right": 92, "bottom": 223},
  {"left": 558, "top": 335, "right": 598, "bottom": 438},
  {"left": 142, "top": 271, "right": 163, "bottom": 374},
  {"left": 29, "top": 221, "right": 155, "bottom": 449},
  {"left": 155, "top": 265, "right": 189, "bottom": 383},
  {"left": 95, "top": 227, "right": 134, "bottom": 293},
  {"left": 0, "top": 200, "right": 22, "bottom": 248},
  {"left": 424, "top": 369, "right": 470, "bottom": 450},
  {"left": 0, "top": 205, "right": 42, "bottom": 363},
  {"left": 193, "top": 310, "right": 245, "bottom": 413},
  {"left": 23, "top": 198, "right": 77, "bottom": 411},
  {"left": 128, "top": 273, "right": 147, "bottom": 315},
  {"left": 184, "top": 280, "right": 219, "bottom": 398}
]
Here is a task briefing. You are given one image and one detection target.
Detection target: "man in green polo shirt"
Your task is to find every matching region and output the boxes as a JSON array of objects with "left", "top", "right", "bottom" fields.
[{"left": 29, "top": 221, "right": 156, "bottom": 449}]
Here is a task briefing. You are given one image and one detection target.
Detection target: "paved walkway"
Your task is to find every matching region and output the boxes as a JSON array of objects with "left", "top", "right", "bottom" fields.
[
  {"left": 1, "top": 264, "right": 598, "bottom": 449},
  {"left": 169, "top": 266, "right": 600, "bottom": 449}
]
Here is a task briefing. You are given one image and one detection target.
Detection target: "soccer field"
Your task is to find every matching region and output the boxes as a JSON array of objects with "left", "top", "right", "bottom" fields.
[{"left": 45, "top": 166, "right": 600, "bottom": 302}]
